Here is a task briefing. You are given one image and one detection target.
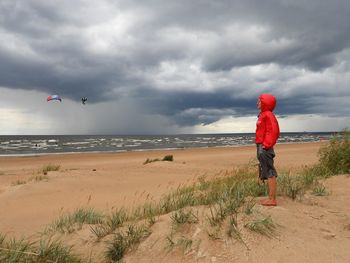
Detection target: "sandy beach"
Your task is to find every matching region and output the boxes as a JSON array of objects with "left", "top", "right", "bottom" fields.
[
  {"left": 1, "top": 141, "right": 350, "bottom": 262},
  {"left": 0, "top": 142, "right": 321, "bottom": 236}
]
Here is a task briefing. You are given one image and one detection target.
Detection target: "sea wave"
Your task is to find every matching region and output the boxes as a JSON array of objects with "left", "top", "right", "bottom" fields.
[{"left": 0, "top": 133, "right": 335, "bottom": 156}]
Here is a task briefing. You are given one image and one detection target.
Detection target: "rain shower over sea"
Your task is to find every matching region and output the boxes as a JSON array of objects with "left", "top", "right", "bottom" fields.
[{"left": 0, "top": 132, "right": 334, "bottom": 156}]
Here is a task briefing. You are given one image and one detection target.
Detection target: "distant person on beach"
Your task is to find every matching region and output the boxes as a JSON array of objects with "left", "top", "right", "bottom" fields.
[{"left": 256, "top": 94, "right": 280, "bottom": 206}]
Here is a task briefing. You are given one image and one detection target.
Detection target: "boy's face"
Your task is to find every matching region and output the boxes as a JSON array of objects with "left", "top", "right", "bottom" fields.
[{"left": 257, "top": 99, "right": 261, "bottom": 110}]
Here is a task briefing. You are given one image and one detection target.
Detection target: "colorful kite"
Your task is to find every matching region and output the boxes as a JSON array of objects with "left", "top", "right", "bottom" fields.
[{"left": 47, "top": 95, "right": 62, "bottom": 102}]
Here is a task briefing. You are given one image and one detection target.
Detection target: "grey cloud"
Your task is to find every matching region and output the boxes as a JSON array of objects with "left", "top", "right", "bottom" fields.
[
  {"left": 0, "top": 0, "right": 350, "bottom": 132},
  {"left": 129, "top": 84, "right": 350, "bottom": 127},
  {"left": 118, "top": 0, "right": 350, "bottom": 71}
]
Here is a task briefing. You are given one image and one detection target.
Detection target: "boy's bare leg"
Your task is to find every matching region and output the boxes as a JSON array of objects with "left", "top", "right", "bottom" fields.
[
  {"left": 260, "top": 176, "right": 277, "bottom": 206},
  {"left": 268, "top": 176, "right": 277, "bottom": 202}
]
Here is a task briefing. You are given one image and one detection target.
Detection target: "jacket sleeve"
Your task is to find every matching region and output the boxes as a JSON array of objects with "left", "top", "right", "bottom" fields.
[{"left": 262, "top": 112, "right": 280, "bottom": 149}]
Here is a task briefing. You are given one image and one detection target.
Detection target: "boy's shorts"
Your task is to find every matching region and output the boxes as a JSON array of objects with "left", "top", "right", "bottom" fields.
[{"left": 257, "top": 144, "right": 278, "bottom": 181}]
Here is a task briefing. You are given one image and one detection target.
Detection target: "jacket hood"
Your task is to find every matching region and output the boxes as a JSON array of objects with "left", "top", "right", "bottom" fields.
[{"left": 259, "top": 94, "right": 276, "bottom": 112}]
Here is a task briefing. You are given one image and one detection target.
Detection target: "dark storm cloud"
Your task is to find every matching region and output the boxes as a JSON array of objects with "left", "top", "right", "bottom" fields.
[
  {"left": 0, "top": 0, "right": 350, "bottom": 129},
  {"left": 133, "top": 88, "right": 256, "bottom": 126},
  {"left": 133, "top": 87, "right": 350, "bottom": 127},
  {"left": 117, "top": 0, "right": 350, "bottom": 70}
]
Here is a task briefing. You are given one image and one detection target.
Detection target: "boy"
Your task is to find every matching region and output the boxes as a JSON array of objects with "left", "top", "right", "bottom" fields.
[{"left": 256, "top": 94, "right": 280, "bottom": 206}]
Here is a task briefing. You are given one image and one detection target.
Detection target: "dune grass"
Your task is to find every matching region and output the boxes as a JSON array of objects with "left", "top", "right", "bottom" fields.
[
  {"left": 165, "top": 232, "right": 193, "bottom": 254},
  {"left": 44, "top": 207, "right": 104, "bottom": 234},
  {"left": 170, "top": 208, "right": 199, "bottom": 226},
  {"left": 0, "top": 235, "right": 81, "bottom": 262},
  {"left": 162, "top": 155, "right": 174, "bottom": 162},
  {"left": 11, "top": 179, "right": 27, "bottom": 186},
  {"left": 318, "top": 130, "right": 350, "bottom": 175},
  {"left": 29, "top": 175, "right": 49, "bottom": 182},
  {"left": 11, "top": 175, "right": 49, "bottom": 187},
  {"left": 143, "top": 154, "right": 174, "bottom": 164},
  {"left": 41, "top": 164, "right": 60, "bottom": 175},
  {"left": 105, "top": 224, "right": 151, "bottom": 262},
  {"left": 90, "top": 208, "right": 129, "bottom": 241},
  {"left": 244, "top": 216, "right": 276, "bottom": 237},
  {"left": 312, "top": 183, "right": 329, "bottom": 196}
]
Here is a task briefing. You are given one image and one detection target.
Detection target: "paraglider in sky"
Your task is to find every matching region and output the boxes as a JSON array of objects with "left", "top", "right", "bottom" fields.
[
  {"left": 47, "top": 95, "right": 62, "bottom": 102},
  {"left": 81, "top": 97, "right": 87, "bottom": 105}
]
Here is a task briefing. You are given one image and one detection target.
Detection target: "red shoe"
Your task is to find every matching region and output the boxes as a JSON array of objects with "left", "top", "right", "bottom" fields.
[{"left": 260, "top": 199, "right": 277, "bottom": 206}]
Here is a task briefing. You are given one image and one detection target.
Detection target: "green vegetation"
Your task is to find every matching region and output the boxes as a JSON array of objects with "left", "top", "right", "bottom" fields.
[
  {"left": 276, "top": 130, "right": 349, "bottom": 200},
  {"left": 105, "top": 224, "right": 151, "bottom": 262},
  {"left": 165, "top": 234, "right": 193, "bottom": 254},
  {"left": 244, "top": 216, "right": 276, "bottom": 237},
  {"left": 312, "top": 183, "right": 328, "bottom": 196},
  {"left": 44, "top": 207, "right": 104, "bottom": 234},
  {"left": 91, "top": 208, "right": 129, "bottom": 241},
  {"left": 11, "top": 179, "right": 27, "bottom": 186},
  {"left": 143, "top": 158, "right": 160, "bottom": 164},
  {"left": 0, "top": 234, "right": 81, "bottom": 262},
  {"left": 143, "top": 154, "right": 174, "bottom": 164},
  {"left": 162, "top": 155, "right": 173, "bottom": 161},
  {"left": 29, "top": 175, "right": 49, "bottom": 182},
  {"left": 175, "top": 236, "right": 193, "bottom": 254},
  {"left": 318, "top": 130, "right": 350, "bottom": 175},
  {"left": 243, "top": 197, "right": 256, "bottom": 215},
  {"left": 41, "top": 163, "right": 61, "bottom": 175},
  {"left": 170, "top": 208, "right": 198, "bottom": 226}
]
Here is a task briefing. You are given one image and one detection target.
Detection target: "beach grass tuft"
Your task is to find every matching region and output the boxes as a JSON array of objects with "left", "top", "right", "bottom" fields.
[
  {"left": 165, "top": 233, "right": 176, "bottom": 251},
  {"left": 243, "top": 197, "right": 256, "bottom": 215},
  {"left": 11, "top": 179, "right": 27, "bottom": 186},
  {"left": 29, "top": 175, "right": 49, "bottom": 182},
  {"left": 312, "top": 183, "right": 329, "bottom": 196},
  {"left": 143, "top": 158, "right": 160, "bottom": 164},
  {"left": 91, "top": 208, "right": 129, "bottom": 240},
  {"left": 176, "top": 236, "right": 193, "bottom": 254},
  {"left": 318, "top": 129, "right": 350, "bottom": 175},
  {"left": 105, "top": 224, "right": 151, "bottom": 262},
  {"left": 45, "top": 207, "right": 104, "bottom": 234},
  {"left": 144, "top": 154, "right": 174, "bottom": 164},
  {"left": 278, "top": 174, "right": 304, "bottom": 200},
  {"left": 90, "top": 224, "right": 111, "bottom": 241},
  {"left": 162, "top": 155, "right": 173, "bottom": 161},
  {"left": 207, "top": 203, "right": 227, "bottom": 227},
  {"left": 0, "top": 235, "right": 81, "bottom": 262},
  {"left": 226, "top": 215, "right": 248, "bottom": 248},
  {"left": 165, "top": 233, "right": 192, "bottom": 254},
  {"left": 170, "top": 208, "right": 198, "bottom": 226},
  {"left": 41, "top": 164, "right": 60, "bottom": 175},
  {"left": 36, "top": 238, "right": 81, "bottom": 262},
  {"left": 244, "top": 216, "right": 276, "bottom": 237}
]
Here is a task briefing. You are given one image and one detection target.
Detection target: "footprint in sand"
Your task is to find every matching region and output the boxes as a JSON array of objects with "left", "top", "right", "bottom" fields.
[{"left": 320, "top": 228, "right": 336, "bottom": 240}]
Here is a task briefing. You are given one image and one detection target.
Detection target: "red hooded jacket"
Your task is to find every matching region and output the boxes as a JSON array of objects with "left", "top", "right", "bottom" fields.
[{"left": 255, "top": 94, "right": 280, "bottom": 149}]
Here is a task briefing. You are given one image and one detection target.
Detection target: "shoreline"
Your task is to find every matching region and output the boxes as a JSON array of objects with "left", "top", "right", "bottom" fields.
[{"left": 0, "top": 140, "right": 328, "bottom": 158}]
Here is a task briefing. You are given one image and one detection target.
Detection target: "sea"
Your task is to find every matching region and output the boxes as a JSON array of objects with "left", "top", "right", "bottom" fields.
[{"left": 0, "top": 132, "right": 336, "bottom": 156}]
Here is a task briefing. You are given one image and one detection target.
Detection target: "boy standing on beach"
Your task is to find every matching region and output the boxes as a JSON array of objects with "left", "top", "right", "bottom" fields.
[{"left": 256, "top": 94, "right": 280, "bottom": 206}]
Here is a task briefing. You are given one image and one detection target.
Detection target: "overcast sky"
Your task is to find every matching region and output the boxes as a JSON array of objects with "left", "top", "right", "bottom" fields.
[{"left": 1, "top": 0, "right": 349, "bottom": 135}]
